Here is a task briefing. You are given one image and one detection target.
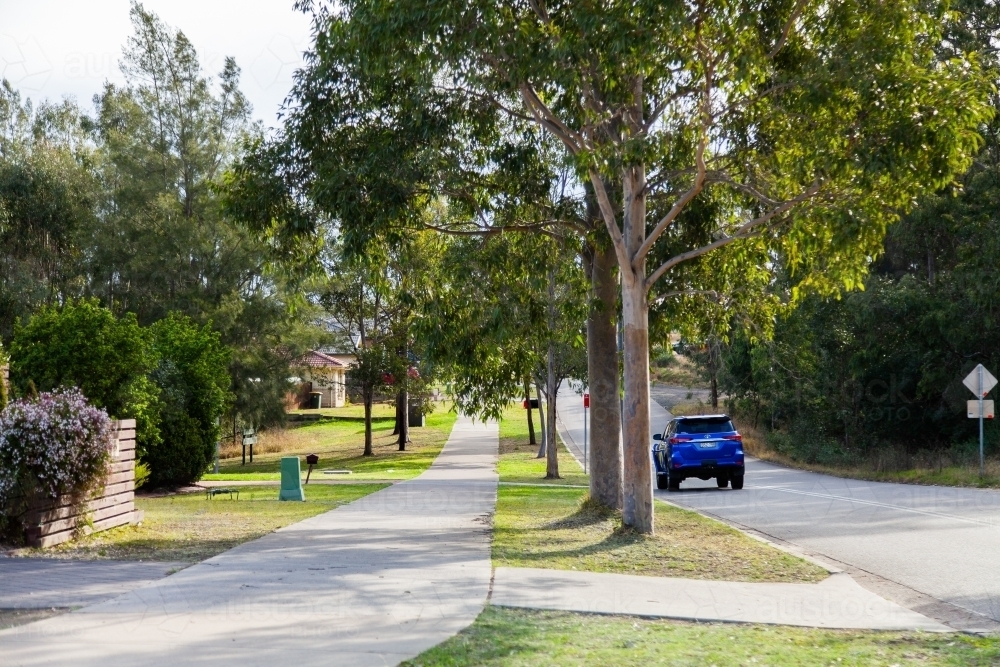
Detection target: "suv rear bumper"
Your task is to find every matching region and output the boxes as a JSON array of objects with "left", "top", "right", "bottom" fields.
[{"left": 655, "top": 460, "right": 744, "bottom": 479}]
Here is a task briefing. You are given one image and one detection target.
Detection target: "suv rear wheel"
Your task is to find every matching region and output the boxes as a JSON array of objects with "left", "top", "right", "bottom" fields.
[
  {"left": 731, "top": 474, "right": 745, "bottom": 490},
  {"left": 656, "top": 474, "right": 669, "bottom": 490},
  {"left": 668, "top": 470, "right": 681, "bottom": 491},
  {"left": 716, "top": 475, "right": 729, "bottom": 488}
]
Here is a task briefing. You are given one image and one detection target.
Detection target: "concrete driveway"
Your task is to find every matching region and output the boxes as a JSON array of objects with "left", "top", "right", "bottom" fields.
[{"left": 557, "top": 382, "right": 1000, "bottom": 631}]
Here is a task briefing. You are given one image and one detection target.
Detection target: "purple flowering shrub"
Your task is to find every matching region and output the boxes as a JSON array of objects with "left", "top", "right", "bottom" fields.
[{"left": 0, "top": 388, "right": 113, "bottom": 508}]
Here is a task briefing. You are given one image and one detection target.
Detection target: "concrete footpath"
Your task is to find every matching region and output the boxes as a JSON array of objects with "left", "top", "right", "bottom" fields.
[
  {"left": 0, "top": 415, "right": 499, "bottom": 667},
  {"left": 0, "top": 560, "right": 184, "bottom": 610},
  {"left": 492, "top": 568, "right": 948, "bottom": 631}
]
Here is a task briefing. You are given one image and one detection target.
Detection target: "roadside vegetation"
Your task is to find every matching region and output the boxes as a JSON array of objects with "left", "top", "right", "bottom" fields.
[
  {"left": 402, "top": 607, "right": 1000, "bottom": 667},
  {"left": 494, "top": 406, "right": 827, "bottom": 583},
  {"left": 649, "top": 349, "right": 707, "bottom": 389}
]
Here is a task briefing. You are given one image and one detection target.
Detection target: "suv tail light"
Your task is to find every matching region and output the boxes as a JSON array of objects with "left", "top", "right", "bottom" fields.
[
  {"left": 723, "top": 434, "right": 743, "bottom": 442},
  {"left": 669, "top": 437, "right": 692, "bottom": 444}
]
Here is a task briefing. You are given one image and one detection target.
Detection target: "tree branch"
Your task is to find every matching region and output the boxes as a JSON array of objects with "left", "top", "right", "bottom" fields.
[
  {"left": 633, "top": 55, "right": 713, "bottom": 266},
  {"left": 519, "top": 83, "right": 585, "bottom": 154},
  {"left": 768, "top": 0, "right": 808, "bottom": 59},
  {"left": 644, "top": 181, "right": 822, "bottom": 293},
  {"left": 588, "top": 169, "right": 633, "bottom": 275}
]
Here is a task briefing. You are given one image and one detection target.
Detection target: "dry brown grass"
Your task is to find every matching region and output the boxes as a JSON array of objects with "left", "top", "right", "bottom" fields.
[
  {"left": 649, "top": 353, "right": 708, "bottom": 388},
  {"left": 219, "top": 427, "right": 305, "bottom": 459}
]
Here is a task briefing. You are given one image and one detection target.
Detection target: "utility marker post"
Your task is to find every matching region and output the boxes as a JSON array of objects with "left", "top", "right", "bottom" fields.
[
  {"left": 583, "top": 392, "right": 590, "bottom": 474},
  {"left": 963, "top": 364, "right": 997, "bottom": 476}
]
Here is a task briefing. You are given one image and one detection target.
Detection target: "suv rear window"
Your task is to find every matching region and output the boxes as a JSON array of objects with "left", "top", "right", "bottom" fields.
[{"left": 676, "top": 418, "right": 735, "bottom": 434}]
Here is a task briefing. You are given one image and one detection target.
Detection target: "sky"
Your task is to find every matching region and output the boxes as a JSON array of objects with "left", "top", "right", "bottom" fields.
[{"left": 0, "top": 0, "right": 313, "bottom": 127}]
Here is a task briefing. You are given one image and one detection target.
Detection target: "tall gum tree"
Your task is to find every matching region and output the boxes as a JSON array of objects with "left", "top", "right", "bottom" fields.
[{"left": 307, "top": 0, "right": 991, "bottom": 532}]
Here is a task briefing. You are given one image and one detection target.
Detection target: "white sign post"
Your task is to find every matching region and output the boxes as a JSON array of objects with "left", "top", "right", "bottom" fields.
[
  {"left": 583, "top": 393, "right": 590, "bottom": 474},
  {"left": 964, "top": 364, "right": 997, "bottom": 476}
]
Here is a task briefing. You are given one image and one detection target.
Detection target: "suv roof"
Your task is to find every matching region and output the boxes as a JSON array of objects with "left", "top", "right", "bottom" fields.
[{"left": 676, "top": 414, "right": 730, "bottom": 421}]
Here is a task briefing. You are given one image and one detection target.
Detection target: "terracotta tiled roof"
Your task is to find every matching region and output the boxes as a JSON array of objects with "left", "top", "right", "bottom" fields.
[{"left": 299, "top": 350, "right": 348, "bottom": 368}]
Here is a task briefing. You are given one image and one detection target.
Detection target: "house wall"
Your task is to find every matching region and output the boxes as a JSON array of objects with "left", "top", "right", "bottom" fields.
[{"left": 302, "top": 369, "right": 346, "bottom": 408}]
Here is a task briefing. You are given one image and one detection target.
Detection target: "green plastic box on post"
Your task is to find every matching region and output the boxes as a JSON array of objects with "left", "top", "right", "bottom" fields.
[{"left": 279, "top": 456, "right": 306, "bottom": 501}]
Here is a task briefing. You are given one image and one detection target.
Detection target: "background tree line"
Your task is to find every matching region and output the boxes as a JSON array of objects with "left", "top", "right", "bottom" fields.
[
  {"left": 0, "top": 3, "right": 323, "bottom": 486},
  {"left": 714, "top": 0, "right": 1000, "bottom": 471}
]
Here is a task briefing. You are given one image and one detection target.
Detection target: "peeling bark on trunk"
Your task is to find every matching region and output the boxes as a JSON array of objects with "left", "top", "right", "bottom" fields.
[
  {"left": 620, "top": 165, "right": 654, "bottom": 534},
  {"left": 586, "top": 240, "right": 623, "bottom": 509},
  {"left": 524, "top": 377, "right": 536, "bottom": 446}
]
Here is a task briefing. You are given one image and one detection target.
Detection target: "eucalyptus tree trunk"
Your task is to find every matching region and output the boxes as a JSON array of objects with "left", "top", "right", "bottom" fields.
[
  {"left": 545, "top": 267, "right": 560, "bottom": 478},
  {"left": 619, "top": 165, "right": 653, "bottom": 533},
  {"left": 523, "top": 377, "right": 536, "bottom": 445},
  {"left": 393, "top": 390, "right": 403, "bottom": 435},
  {"left": 586, "top": 241, "right": 623, "bottom": 509},
  {"left": 535, "top": 379, "right": 547, "bottom": 458},
  {"left": 363, "top": 387, "right": 374, "bottom": 457},
  {"left": 397, "top": 388, "right": 408, "bottom": 451}
]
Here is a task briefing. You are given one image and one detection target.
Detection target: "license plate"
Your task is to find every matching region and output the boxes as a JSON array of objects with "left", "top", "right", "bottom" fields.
[{"left": 697, "top": 442, "right": 717, "bottom": 449}]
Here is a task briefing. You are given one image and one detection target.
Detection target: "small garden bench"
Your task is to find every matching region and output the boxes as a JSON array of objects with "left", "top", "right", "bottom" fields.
[{"left": 205, "top": 488, "right": 240, "bottom": 500}]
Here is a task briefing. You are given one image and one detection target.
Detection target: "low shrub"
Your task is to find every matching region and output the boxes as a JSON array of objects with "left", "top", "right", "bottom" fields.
[
  {"left": 9, "top": 299, "right": 159, "bottom": 453},
  {"left": 0, "top": 388, "right": 113, "bottom": 539},
  {"left": 144, "top": 314, "right": 231, "bottom": 487}
]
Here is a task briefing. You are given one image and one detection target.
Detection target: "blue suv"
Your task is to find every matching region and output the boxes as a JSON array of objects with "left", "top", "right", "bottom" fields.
[{"left": 653, "top": 415, "right": 745, "bottom": 491}]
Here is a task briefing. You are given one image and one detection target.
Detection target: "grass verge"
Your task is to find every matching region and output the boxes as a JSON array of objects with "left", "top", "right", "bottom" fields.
[
  {"left": 494, "top": 485, "right": 825, "bottom": 582},
  {"left": 203, "top": 402, "right": 458, "bottom": 482},
  {"left": 402, "top": 606, "right": 997, "bottom": 667},
  {"left": 498, "top": 402, "right": 587, "bottom": 486},
  {"left": 17, "top": 483, "right": 387, "bottom": 562},
  {"left": 495, "top": 403, "right": 826, "bottom": 582}
]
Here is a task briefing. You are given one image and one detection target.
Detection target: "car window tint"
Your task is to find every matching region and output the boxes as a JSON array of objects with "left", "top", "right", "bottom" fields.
[{"left": 675, "top": 419, "right": 735, "bottom": 434}]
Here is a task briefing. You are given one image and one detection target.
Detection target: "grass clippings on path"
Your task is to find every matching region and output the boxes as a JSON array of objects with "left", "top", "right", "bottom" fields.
[
  {"left": 496, "top": 403, "right": 826, "bottom": 583},
  {"left": 20, "top": 483, "right": 387, "bottom": 563},
  {"left": 402, "top": 607, "right": 997, "bottom": 667},
  {"left": 0, "top": 608, "right": 67, "bottom": 631},
  {"left": 204, "top": 402, "right": 458, "bottom": 482}
]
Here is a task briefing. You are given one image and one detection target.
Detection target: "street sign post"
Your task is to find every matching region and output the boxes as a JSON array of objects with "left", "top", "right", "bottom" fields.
[
  {"left": 583, "top": 393, "right": 590, "bottom": 474},
  {"left": 964, "top": 364, "right": 997, "bottom": 476},
  {"left": 967, "top": 400, "right": 995, "bottom": 419}
]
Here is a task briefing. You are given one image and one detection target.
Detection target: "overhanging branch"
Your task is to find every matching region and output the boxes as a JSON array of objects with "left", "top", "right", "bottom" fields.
[{"left": 644, "top": 180, "right": 822, "bottom": 293}]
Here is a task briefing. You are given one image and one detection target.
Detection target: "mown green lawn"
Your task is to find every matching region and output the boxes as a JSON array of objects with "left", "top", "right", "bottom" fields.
[
  {"left": 34, "top": 483, "right": 388, "bottom": 562},
  {"left": 498, "top": 401, "right": 588, "bottom": 486},
  {"left": 403, "top": 607, "right": 998, "bottom": 667},
  {"left": 203, "top": 402, "right": 458, "bottom": 482}
]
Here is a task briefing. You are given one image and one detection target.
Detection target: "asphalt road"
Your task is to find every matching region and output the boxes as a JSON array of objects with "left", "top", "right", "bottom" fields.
[{"left": 557, "top": 382, "right": 1000, "bottom": 629}]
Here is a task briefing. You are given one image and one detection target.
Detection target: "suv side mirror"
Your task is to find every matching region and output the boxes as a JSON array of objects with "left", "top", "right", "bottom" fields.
[{"left": 652, "top": 433, "right": 661, "bottom": 441}]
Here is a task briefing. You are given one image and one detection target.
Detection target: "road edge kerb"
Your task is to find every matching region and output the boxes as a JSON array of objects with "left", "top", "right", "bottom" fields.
[{"left": 656, "top": 497, "right": 1000, "bottom": 635}]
